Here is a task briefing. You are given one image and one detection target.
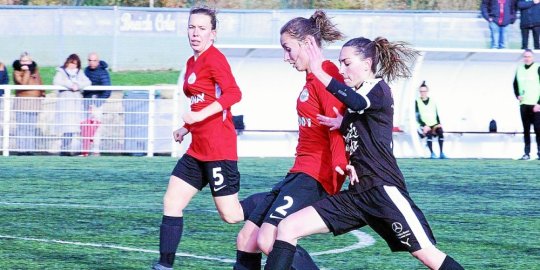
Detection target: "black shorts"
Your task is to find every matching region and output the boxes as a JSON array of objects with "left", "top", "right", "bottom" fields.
[
  {"left": 313, "top": 185, "right": 436, "bottom": 253},
  {"left": 171, "top": 154, "right": 240, "bottom": 197},
  {"left": 248, "top": 173, "right": 328, "bottom": 227}
]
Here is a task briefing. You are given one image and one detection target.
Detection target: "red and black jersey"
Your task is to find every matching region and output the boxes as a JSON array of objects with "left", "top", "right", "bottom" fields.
[
  {"left": 289, "top": 61, "right": 348, "bottom": 195},
  {"left": 182, "top": 45, "right": 242, "bottom": 161}
]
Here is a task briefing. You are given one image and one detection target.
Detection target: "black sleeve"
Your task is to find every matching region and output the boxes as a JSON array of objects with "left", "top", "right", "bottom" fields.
[
  {"left": 326, "top": 78, "right": 368, "bottom": 111},
  {"left": 513, "top": 73, "right": 519, "bottom": 98}
]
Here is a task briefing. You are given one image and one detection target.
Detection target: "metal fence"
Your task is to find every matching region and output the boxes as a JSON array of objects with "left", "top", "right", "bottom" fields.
[{"left": 0, "top": 85, "right": 184, "bottom": 157}]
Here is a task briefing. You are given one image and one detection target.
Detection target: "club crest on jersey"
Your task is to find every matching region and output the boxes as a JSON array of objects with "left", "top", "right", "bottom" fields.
[
  {"left": 299, "top": 88, "right": 309, "bottom": 102},
  {"left": 187, "top": 72, "right": 196, "bottom": 84}
]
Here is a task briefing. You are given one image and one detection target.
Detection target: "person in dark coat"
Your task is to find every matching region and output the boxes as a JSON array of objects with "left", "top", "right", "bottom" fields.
[
  {"left": 84, "top": 52, "right": 111, "bottom": 109},
  {"left": 481, "top": 0, "right": 518, "bottom": 49},
  {"left": 518, "top": 0, "right": 540, "bottom": 49}
]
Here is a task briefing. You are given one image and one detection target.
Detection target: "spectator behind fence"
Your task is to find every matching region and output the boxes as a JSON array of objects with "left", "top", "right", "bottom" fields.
[
  {"left": 82, "top": 52, "right": 111, "bottom": 156},
  {"left": 481, "top": 0, "right": 518, "bottom": 49},
  {"left": 84, "top": 52, "right": 111, "bottom": 108},
  {"left": 0, "top": 61, "right": 8, "bottom": 96},
  {"left": 416, "top": 81, "right": 447, "bottom": 159},
  {"left": 12, "top": 52, "right": 44, "bottom": 156},
  {"left": 513, "top": 49, "right": 540, "bottom": 160},
  {"left": 53, "top": 54, "right": 91, "bottom": 156},
  {"left": 518, "top": 0, "right": 540, "bottom": 50}
]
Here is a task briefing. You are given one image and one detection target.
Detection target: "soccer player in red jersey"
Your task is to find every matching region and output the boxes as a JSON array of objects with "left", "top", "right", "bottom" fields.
[
  {"left": 264, "top": 36, "right": 464, "bottom": 270},
  {"left": 234, "top": 10, "right": 352, "bottom": 270},
  {"left": 153, "top": 6, "right": 264, "bottom": 270}
]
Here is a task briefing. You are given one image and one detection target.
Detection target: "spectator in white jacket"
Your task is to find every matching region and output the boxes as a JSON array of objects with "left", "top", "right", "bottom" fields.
[{"left": 53, "top": 53, "right": 91, "bottom": 156}]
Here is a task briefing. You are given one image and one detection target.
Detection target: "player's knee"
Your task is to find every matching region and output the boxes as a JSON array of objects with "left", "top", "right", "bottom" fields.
[
  {"left": 256, "top": 233, "right": 274, "bottom": 255},
  {"left": 162, "top": 190, "right": 187, "bottom": 216},
  {"left": 276, "top": 219, "right": 297, "bottom": 240},
  {"left": 219, "top": 209, "right": 243, "bottom": 224}
]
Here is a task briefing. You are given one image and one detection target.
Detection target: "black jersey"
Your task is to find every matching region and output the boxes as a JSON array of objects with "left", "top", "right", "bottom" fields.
[{"left": 335, "top": 79, "right": 406, "bottom": 193}]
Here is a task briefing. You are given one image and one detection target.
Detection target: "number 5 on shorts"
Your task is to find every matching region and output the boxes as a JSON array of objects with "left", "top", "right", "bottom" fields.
[{"left": 213, "top": 167, "right": 224, "bottom": 186}]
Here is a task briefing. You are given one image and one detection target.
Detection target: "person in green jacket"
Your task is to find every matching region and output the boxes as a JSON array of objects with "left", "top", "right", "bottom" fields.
[
  {"left": 513, "top": 49, "right": 540, "bottom": 160},
  {"left": 416, "top": 81, "right": 447, "bottom": 159}
]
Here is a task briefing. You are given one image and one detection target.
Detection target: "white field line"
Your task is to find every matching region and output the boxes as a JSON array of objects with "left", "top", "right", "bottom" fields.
[
  {"left": 0, "top": 202, "right": 218, "bottom": 213},
  {"left": 0, "top": 230, "right": 375, "bottom": 263},
  {"left": 0, "top": 235, "right": 235, "bottom": 263},
  {"left": 311, "top": 230, "right": 375, "bottom": 256}
]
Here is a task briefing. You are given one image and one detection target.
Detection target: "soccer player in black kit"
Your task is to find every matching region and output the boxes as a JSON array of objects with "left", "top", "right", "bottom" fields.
[{"left": 264, "top": 36, "right": 464, "bottom": 270}]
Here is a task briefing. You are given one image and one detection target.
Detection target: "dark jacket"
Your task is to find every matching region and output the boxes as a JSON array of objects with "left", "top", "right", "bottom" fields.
[
  {"left": 84, "top": 60, "right": 111, "bottom": 99},
  {"left": 0, "top": 63, "right": 8, "bottom": 96},
  {"left": 518, "top": 0, "right": 540, "bottom": 28},
  {"left": 481, "top": 0, "right": 518, "bottom": 26}
]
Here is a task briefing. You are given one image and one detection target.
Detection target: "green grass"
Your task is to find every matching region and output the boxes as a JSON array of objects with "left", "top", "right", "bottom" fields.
[
  {"left": 0, "top": 157, "right": 538, "bottom": 269},
  {"left": 36, "top": 67, "right": 180, "bottom": 86}
]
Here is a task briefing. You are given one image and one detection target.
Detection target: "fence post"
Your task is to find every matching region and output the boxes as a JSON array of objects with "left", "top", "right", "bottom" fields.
[
  {"left": 2, "top": 86, "right": 11, "bottom": 156},
  {"left": 147, "top": 87, "right": 155, "bottom": 157}
]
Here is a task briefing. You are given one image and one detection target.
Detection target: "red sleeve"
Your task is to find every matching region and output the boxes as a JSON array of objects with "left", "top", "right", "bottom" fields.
[{"left": 210, "top": 53, "right": 242, "bottom": 109}]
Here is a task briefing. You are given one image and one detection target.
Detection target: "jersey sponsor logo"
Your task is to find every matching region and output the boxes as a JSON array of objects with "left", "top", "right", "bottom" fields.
[
  {"left": 190, "top": 93, "right": 205, "bottom": 105},
  {"left": 391, "top": 222, "right": 412, "bottom": 247},
  {"left": 187, "top": 72, "right": 196, "bottom": 84},
  {"left": 299, "top": 88, "right": 309, "bottom": 102},
  {"left": 298, "top": 116, "right": 312, "bottom": 127},
  {"left": 344, "top": 123, "right": 359, "bottom": 154}
]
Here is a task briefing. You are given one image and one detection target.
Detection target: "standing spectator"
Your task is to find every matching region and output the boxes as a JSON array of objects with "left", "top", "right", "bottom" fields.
[
  {"left": 416, "top": 81, "right": 447, "bottom": 159},
  {"left": 513, "top": 49, "right": 540, "bottom": 160},
  {"left": 84, "top": 52, "right": 111, "bottom": 109},
  {"left": 0, "top": 60, "right": 8, "bottom": 96},
  {"left": 53, "top": 54, "right": 91, "bottom": 156},
  {"left": 481, "top": 0, "right": 518, "bottom": 49},
  {"left": 12, "top": 52, "right": 44, "bottom": 155},
  {"left": 83, "top": 52, "right": 111, "bottom": 156},
  {"left": 518, "top": 0, "right": 540, "bottom": 50}
]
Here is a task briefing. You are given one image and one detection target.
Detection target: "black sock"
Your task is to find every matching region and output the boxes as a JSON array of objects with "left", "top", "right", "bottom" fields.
[
  {"left": 234, "top": 250, "right": 262, "bottom": 270},
  {"left": 264, "top": 240, "right": 296, "bottom": 270},
  {"left": 439, "top": 255, "right": 464, "bottom": 270},
  {"left": 240, "top": 192, "right": 267, "bottom": 220},
  {"left": 291, "top": 245, "right": 319, "bottom": 270},
  {"left": 158, "top": 215, "right": 183, "bottom": 267}
]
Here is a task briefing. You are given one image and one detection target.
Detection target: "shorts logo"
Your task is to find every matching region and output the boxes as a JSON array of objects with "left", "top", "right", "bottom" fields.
[
  {"left": 299, "top": 88, "right": 309, "bottom": 102},
  {"left": 187, "top": 72, "right": 196, "bottom": 84},
  {"left": 213, "top": 185, "right": 227, "bottom": 192},
  {"left": 391, "top": 222, "right": 412, "bottom": 247},
  {"left": 269, "top": 213, "right": 284, "bottom": 220}
]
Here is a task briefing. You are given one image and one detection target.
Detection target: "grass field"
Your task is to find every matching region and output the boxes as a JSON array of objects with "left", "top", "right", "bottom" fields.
[{"left": 0, "top": 157, "right": 538, "bottom": 270}]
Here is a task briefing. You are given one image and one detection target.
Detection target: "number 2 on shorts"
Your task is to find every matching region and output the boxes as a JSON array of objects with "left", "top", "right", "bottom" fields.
[{"left": 275, "top": 196, "right": 294, "bottom": 216}]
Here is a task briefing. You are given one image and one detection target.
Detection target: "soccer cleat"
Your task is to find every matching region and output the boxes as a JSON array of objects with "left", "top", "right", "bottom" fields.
[
  {"left": 430, "top": 153, "right": 437, "bottom": 159},
  {"left": 151, "top": 263, "right": 173, "bottom": 270},
  {"left": 518, "top": 154, "right": 530, "bottom": 160},
  {"left": 439, "top": 153, "right": 447, "bottom": 159}
]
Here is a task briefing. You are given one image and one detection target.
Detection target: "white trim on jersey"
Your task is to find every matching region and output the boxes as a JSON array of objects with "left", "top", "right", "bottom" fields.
[{"left": 383, "top": 185, "right": 433, "bottom": 250}]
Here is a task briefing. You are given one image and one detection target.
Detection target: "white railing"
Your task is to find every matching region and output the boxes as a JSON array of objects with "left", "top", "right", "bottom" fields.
[{"left": 0, "top": 84, "right": 184, "bottom": 157}]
